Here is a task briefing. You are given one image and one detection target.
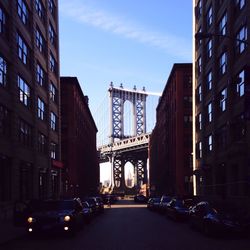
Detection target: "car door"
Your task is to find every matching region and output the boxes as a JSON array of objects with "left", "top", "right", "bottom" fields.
[{"left": 13, "top": 201, "right": 29, "bottom": 227}]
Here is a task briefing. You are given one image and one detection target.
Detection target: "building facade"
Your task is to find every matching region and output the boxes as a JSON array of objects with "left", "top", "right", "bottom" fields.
[
  {"left": 0, "top": 0, "right": 61, "bottom": 217},
  {"left": 149, "top": 63, "right": 193, "bottom": 197},
  {"left": 193, "top": 0, "right": 250, "bottom": 205},
  {"left": 60, "top": 77, "right": 99, "bottom": 198}
]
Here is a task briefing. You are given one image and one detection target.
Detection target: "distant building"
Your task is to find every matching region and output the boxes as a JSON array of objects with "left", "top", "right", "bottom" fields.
[
  {"left": 149, "top": 63, "right": 193, "bottom": 197},
  {"left": 60, "top": 77, "right": 99, "bottom": 197},
  {"left": 0, "top": 0, "right": 61, "bottom": 212},
  {"left": 193, "top": 0, "right": 250, "bottom": 206}
]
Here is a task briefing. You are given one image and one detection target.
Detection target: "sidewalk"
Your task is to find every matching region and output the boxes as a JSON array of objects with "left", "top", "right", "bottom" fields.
[{"left": 0, "top": 219, "right": 26, "bottom": 246}]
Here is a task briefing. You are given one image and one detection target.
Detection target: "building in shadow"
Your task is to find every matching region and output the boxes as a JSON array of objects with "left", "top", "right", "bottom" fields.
[
  {"left": 193, "top": 0, "right": 250, "bottom": 207},
  {"left": 60, "top": 77, "right": 99, "bottom": 197},
  {"left": 0, "top": 0, "right": 61, "bottom": 215}
]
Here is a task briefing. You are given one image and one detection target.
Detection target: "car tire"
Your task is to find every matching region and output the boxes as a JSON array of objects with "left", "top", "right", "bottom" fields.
[{"left": 203, "top": 222, "right": 211, "bottom": 236}]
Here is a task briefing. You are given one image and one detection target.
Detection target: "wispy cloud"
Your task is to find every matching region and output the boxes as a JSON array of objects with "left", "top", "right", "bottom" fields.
[{"left": 59, "top": 0, "right": 191, "bottom": 60}]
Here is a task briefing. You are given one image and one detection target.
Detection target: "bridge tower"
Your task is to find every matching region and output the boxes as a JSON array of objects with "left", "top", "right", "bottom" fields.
[
  {"left": 108, "top": 83, "right": 148, "bottom": 194},
  {"left": 109, "top": 82, "right": 147, "bottom": 143}
]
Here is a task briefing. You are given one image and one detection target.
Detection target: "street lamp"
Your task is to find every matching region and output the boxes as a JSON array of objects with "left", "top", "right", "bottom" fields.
[{"left": 195, "top": 31, "right": 249, "bottom": 45}]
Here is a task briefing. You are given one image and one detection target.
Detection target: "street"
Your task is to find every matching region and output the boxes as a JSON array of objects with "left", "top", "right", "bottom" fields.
[{"left": 2, "top": 199, "right": 250, "bottom": 250}]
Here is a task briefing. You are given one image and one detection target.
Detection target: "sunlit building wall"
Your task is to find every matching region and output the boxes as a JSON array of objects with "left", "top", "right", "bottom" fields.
[{"left": 149, "top": 63, "right": 193, "bottom": 196}]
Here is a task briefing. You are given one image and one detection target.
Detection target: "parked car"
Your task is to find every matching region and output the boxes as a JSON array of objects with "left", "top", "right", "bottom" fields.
[
  {"left": 134, "top": 194, "right": 148, "bottom": 203},
  {"left": 26, "top": 198, "right": 84, "bottom": 235},
  {"left": 166, "top": 198, "right": 190, "bottom": 221},
  {"left": 159, "top": 195, "right": 172, "bottom": 214},
  {"left": 102, "top": 194, "right": 117, "bottom": 205},
  {"left": 94, "top": 197, "right": 104, "bottom": 213},
  {"left": 147, "top": 197, "right": 161, "bottom": 211},
  {"left": 81, "top": 201, "right": 93, "bottom": 223},
  {"left": 82, "top": 197, "right": 99, "bottom": 214},
  {"left": 189, "top": 201, "right": 243, "bottom": 236}
]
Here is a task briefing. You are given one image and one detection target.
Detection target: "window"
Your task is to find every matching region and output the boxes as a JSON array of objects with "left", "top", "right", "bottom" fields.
[
  {"left": 196, "top": 0, "right": 202, "bottom": 19},
  {"left": 184, "top": 115, "right": 192, "bottom": 127},
  {"left": 197, "top": 113, "right": 202, "bottom": 130},
  {"left": 49, "top": 53, "right": 56, "bottom": 73},
  {"left": 236, "top": 26, "right": 247, "bottom": 54},
  {"left": 0, "top": 104, "right": 10, "bottom": 136},
  {"left": 206, "top": 70, "right": 212, "bottom": 91},
  {"left": 49, "top": 82, "right": 57, "bottom": 102},
  {"left": 0, "top": 156, "right": 11, "bottom": 201},
  {"left": 206, "top": 5, "right": 213, "bottom": 27},
  {"left": 17, "top": 0, "right": 28, "bottom": 25},
  {"left": 18, "top": 75, "right": 30, "bottom": 107},
  {"left": 50, "top": 112, "right": 57, "bottom": 131},
  {"left": 49, "top": 23, "right": 56, "bottom": 46},
  {"left": 35, "top": 28, "right": 45, "bottom": 53},
  {"left": 197, "top": 85, "right": 202, "bottom": 102},
  {"left": 197, "top": 26, "right": 202, "bottom": 46},
  {"left": 217, "top": 125, "right": 227, "bottom": 149},
  {"left": 206, "top": 39, "right": 212, "bottom": 59},
  {"left": 18, "top": 119, "right": 32, "bottom": 147},
  {"left": 17, "top": 33, "right": 28, "bottom": 65},
  {"left": 184, "top": 74, "right": 192, "bottom": 88},
  {"left": 20, "top": 163, "right": 33, "bottom": 200},
  {"left": 219, "top": 88, "right": 227, "bottom": 112},
  {"left": 197, "top": 141, "right": 202, "bottom": 158},
  {"left": 219, "top": 12, "right": 227, "bottom": 36},
  {"left": 197, "top": 56, "right": 202, "bottom": 75},
  {"left": 38, "top": 133, "right": 46, "bottom": 153},
  {"left": 0, "top": 7, "right": 6, "bottom": 34},
  {"left": 36, "top": 63, "right": 45, "bottom": 86},
  {"left": 50, "top": 142, "right": 57, "bottom": 159},
  {"left": 48, "top": 0, "right": 55, "bottom": 17},
  {"left": 0, "top": 55, "right": 7, "bottom": 86},
  {"left": 219, "top": 52, "right": 227, "bottom": 75},
  {"left": 235, "top": 0, "right": 245, "bottom": 10},
  {"left": 232, "top": 114, "right": 245, "bottom": 141},
  {"left": 236, "top": 69, "right": 245, "bottom": 97},
  {"left": 208, "top": 134, "right": 213, "bottom": 151},
  {"left": 184, "top": 96, "right": 192, "bottom": 107},
  {"left": 35, "top": 0, "right": 45, "bottom": 21},
  {"left": 207, "top": 102, "right": 212, "bottom": 122},
  {"left": 37, "top": 97, "right": 45, "bottom": 120}
]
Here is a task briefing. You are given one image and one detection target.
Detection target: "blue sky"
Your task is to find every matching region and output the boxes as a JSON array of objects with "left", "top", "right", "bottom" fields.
[
  {"left": 59, "top": 0, "right": 193, "bottom": 182},
  {"left": 59, "top": 0, "right": 193, "bottom": 114}
]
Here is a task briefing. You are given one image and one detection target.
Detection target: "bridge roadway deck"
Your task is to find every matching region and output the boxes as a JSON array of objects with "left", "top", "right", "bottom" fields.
[
  {"left": 3, "top": 198, "right": 250, "bottom": 250},
  {"left": 99, "top": 133, "right": 150, "bottom": 157}
]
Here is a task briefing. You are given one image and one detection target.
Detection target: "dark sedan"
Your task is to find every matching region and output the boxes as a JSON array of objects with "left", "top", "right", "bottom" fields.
[
  {"left": 147, "top": 197, "right": 161, "bottom": 211},
  {"left": 134, "top": 194, "right": 148, "bottom": 203},
  {"left": 166, "top": 198, "right": 190, "bottom": 221},
  {"left": 189, "top": 201, "right": 243, "bottom": 236},
  {"left": 26, "top": 199, "right": 84, "bottom": 235}
]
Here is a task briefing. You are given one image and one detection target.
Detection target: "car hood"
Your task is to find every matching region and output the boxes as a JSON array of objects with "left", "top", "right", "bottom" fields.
[{"left": 31, "top": 209, "right": 74, "bottom": 217}]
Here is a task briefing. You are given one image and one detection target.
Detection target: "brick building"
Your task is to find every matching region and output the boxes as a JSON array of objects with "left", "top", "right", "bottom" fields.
[
  {"left": 0, "top": 0, "right": 61, "bottom": 216},
  {"left": 193, "top": 0, "right": 250, "bottom": 205},
  {"left": 60, "top": 77, "right": 99, "bottom": 197},
  {"left": 149, "top": 63, "right": 193, "bottom": 197}
]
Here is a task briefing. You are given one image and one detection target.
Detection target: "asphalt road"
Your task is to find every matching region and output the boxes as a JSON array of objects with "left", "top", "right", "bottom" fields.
[{"left": 2, "top": 199, "right": 250, "bottom": 250}]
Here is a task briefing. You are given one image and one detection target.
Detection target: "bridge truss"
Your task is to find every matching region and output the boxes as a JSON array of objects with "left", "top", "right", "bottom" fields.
[{"left": 99, "top": 83, "right": 161, "bottom": 194}]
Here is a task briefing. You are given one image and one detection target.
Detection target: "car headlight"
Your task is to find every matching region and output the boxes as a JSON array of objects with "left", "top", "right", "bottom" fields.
[
  {"left": 27, "top": 217, "right": 35, "bottom": 223},
  {"left": 64, "top": 215, "right": 71, "bottom": 222}
]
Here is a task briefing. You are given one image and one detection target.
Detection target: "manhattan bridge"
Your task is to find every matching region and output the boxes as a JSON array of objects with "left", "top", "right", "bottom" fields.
[{"left": 96, "top": 82, "right": 161, "bottom": 195}]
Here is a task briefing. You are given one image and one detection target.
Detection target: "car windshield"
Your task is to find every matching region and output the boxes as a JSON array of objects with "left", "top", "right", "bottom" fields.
[
  {"left": 32, "top": 200, "right": 75, "bottom": 211},
  {"left": 154, "top": 198, "right": 161, "bottom": 202},
  {"left": 175, "top": 200, "right": 187, "bottom": 208},
  {"left": 162, "top": 197, "right": 171, "bottom": 202}
]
